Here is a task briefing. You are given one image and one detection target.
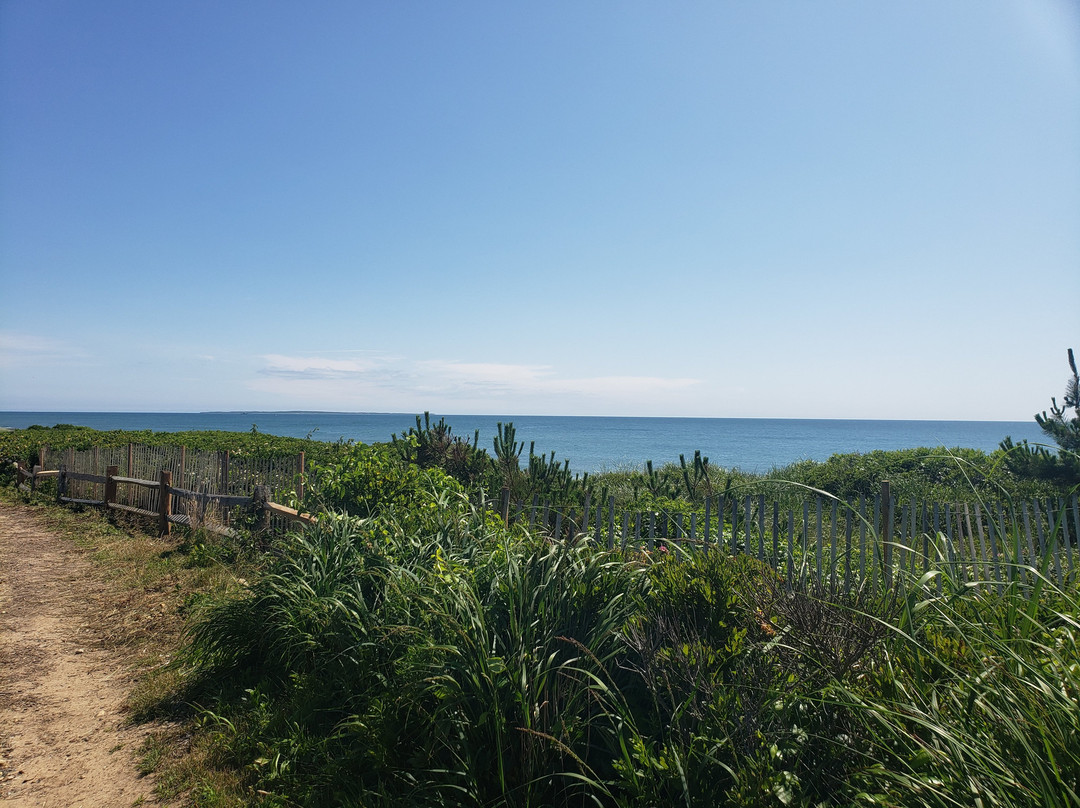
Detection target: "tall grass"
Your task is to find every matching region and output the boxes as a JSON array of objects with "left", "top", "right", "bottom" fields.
[
  {"left": 175, "top": 449, "right": 1080, "bottom": 807},
  {"left": 834, "top": 568, "right": 1080, "bottom": 807}
]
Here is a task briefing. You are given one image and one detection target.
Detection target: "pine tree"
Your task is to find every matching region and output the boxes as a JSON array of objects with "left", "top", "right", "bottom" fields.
[{"left": 1036, "top": 348, "right": 1080, "bottom": 453}]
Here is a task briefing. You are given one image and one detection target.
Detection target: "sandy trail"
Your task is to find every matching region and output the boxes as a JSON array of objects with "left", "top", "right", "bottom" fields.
[{"left": 0, "top": 502, "right": 158, "bottom": 807}]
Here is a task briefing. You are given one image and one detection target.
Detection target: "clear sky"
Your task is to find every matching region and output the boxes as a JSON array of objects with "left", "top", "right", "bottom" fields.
[{"left": 1, "top": 1, "right": 1077, "bottom": 420}]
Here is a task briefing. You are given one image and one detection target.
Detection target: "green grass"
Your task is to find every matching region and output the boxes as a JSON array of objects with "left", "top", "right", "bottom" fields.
[
  {"left": 5, "top": 428, "right": 1078, "bottom": 807},
  {"left": 174, "top": 495, "right": 1080, "bottom": 805}
]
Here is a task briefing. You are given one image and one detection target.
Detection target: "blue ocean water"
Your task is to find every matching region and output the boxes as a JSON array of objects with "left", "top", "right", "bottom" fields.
[{"left": 0, "top": 411, "right": 1048, "bottom": 474}]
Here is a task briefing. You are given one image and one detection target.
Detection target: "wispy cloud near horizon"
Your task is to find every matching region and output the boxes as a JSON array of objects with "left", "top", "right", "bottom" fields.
[
  {"left": 250, "top": 352, "right": 701, "bottom": 414},
  {"left": 260, "top": 353, "right": 389, "bottom": 380}
]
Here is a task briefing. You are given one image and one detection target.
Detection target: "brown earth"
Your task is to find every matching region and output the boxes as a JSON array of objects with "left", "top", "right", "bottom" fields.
[{"left": 0, "top": 501, "right": 160, "bottom": 807}]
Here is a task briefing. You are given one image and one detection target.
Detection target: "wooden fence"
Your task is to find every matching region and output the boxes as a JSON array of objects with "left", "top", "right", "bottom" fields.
[
  {"left": 496, "top": 485, "right": 1080, "bottom": 595},
  {"left": 14, "top": 443, "right": 312, "bottom": 537},
  {"left": 11, "top": 443, "right": 1079, "bottom": 594}
]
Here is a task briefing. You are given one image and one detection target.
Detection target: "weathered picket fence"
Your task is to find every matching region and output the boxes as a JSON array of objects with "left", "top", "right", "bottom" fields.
[
  {"left": 14, "top": 443, "right": 312, "bottom": 536},
  {"left": 495, "top": 485, "right": 1080, "bottom": 595}
]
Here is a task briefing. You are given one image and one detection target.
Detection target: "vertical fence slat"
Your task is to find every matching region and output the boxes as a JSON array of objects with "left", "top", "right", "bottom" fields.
[
  {"left": 996, "top": 502, "right": 1014, "bottom": 585},
  {"left": 959, "top": 504, "right": 972, "bottom": 586},
  {"left": 858, "top": 497, "right": 867, "bottom": 587},
  {"left": 945, "top": 504, "right": 962, "bottom": 587},
  {"left": 814, "top": 497, "right": 823, "bottom": 590},
  {"left": 1022, "top": 502, "right": 1036, "bottom": 585},
  {"left": 1051, "top": 499, "right": 1065, "bottom": 586},
  {"left": 772, "top": 502, "right": 780, "bottom": 571},
  {"left": 924, "top": 501, "right": 933, "bottom": 578},
  {"left": 729, "top": 496, "right": 738, "bottom": 554},
  {"left": 827, "top": 500, "right": 838, "bottom": 589},
  {"left": 608, "top": 495, "right": 616, "bottom": 550},
  {"left": 743, "top": 496, "right": 752, "bottom": 558},
  {"left": 931, "top": 503, "right": 942, "bottom": 594},
  {"left": 968, "top": 505, "right": 979, "bottom": 583},
  {"left": 910, "top": 502, "right": 920, "bottom": 575},
  {"left": 1060, "top": 497, "right": 1073, "bottom": 580},
  {"left": 1071, "top": 495, "right": 1080, "bottom": 576},
  {"left": 973, "top": 503, "right": 989, "bottom": 587},
  {"left": 801, "top": 501, "right": 811, "bottom": 591},
  {"left": 1033, "top": 500, "right": 1047, "bottom": 562},
  {"left": 757, "top": 495, "right": 766, "bottom": 564},
  {"left": 872, "top": 495, "right": 882, "bottom": 597},
  {"left": 844, "top": 507, "right": 853, "bottom": 596},
  {"left": 897, "top": 503, "right": 908, "bottom": 580},
  {"left": 786, "top": 510, "right": 795, "bottom": 592},
  {"left": 985, "top": 503, "right": 1002, "bottom": 593},
  {"left": 885, "top": 488, "right": 895, "bottom": 587}
]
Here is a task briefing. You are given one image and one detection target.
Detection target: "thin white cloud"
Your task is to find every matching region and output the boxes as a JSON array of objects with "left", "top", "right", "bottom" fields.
[
  {"left": 261, "top": 353, "right": 387, "bottom": 380},
  {"left": 250, "top": 352, "right": 701, "bottom": 410}
]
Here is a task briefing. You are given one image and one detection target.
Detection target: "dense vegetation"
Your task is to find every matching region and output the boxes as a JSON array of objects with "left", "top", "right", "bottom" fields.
[
  {"left": 170, "top": 441, "right": 1078, "bottom": 807},
  {"left": 0, "top": 423, "right": 350, "bottom": 470},
  {"left": 3, "top": 361, "right": 1078, "bottom": 806}
]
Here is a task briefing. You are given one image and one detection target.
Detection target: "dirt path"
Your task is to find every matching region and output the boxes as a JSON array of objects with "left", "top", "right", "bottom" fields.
[{"left": 0, "top": 502, "right": 159, "bottom": 807}]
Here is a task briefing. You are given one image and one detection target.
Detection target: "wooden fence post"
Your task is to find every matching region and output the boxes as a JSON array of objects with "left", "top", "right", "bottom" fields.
[
  {"left": 104, "top": 465, "right": 119, "bottom": 508},
  {"left": 57, "top": 468, "right": 67, "bottom": 503},
  {"left": 221, "top": 451, "right": 230, "bottom": 493},
  {"left": 38, "top": 446, "right": 45, "bottom": 469},
  {"left": 253, "top": 485, "right": 271, "bottom": 533},
  {"left": 31, "top": 464, "right": 40, "bottom": 492},
  {"left": 297, "top": 451, "right": 305, "bottom": 503},
  {"left": 159, "top": 470, "right": 173, "bottom": 537}
]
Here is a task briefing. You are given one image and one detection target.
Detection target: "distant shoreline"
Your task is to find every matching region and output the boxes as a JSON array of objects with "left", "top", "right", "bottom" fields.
[{"left": 0, "top": 412, "right": 1044, "bottom": 475}]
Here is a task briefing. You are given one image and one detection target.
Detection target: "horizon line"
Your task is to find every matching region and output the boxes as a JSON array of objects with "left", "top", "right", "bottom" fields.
[{"left": 0, "top": 409, "right": 1040, "bottom": 425}]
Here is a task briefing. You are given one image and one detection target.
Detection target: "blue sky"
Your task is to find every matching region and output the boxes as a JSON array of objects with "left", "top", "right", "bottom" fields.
[{"left": 1, "top": 1, "right": 1077, "bottom": 419}]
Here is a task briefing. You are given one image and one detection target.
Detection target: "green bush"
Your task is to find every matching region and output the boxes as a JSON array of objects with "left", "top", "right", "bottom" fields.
[
  {"left": 0, "top": 424, "right": 345, "bottom": 469},
  {"left": 308, "top": 442, "right": 467, "bottom": 530}
]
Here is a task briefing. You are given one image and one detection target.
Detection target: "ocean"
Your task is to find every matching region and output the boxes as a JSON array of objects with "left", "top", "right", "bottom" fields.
[{"left": 0, "top": 411, "right": 1047, "bottom": 474}]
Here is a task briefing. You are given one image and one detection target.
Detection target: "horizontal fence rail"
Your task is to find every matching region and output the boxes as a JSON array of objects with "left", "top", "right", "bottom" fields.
[{"left": 14, "top": 442, "right": 312, "bottom": 537}]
